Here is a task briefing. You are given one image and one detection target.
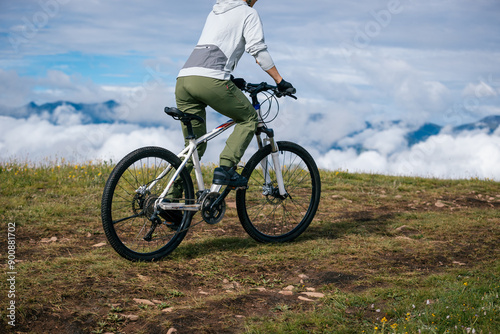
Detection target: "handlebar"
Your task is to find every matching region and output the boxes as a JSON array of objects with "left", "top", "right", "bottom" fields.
[{"left": 243, "top": 82, "right": 297, "bottom": 100}]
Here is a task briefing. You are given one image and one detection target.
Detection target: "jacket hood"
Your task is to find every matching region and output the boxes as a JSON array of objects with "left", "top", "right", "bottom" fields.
[{"left": 213, "top": 0, "right": 246, "bottom": 15}]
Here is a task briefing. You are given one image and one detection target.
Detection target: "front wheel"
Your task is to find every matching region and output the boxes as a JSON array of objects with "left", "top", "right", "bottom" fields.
[
  {"left": 236, "top": 141, "right": 321, "bottom": 243},
  {"left": 101, "top": 146, "right": 195, "bottom": 261}
]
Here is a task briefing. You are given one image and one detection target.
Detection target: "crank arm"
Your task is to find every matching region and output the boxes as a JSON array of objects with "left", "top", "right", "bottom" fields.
[{"left": 209, "top": 187, "right": 231, "bottom": 211}]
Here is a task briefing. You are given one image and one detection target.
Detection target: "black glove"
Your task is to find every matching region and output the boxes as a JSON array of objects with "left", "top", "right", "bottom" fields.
[
  {"left": 230, "top": 75, "right": 246, "bottom": 90},
  {"left": 277, "top": 79, "right": 296, "bottom": 94}
]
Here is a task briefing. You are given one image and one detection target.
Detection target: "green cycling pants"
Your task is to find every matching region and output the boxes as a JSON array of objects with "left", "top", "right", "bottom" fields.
[{"left": 175, "top": 76, "right": 258, "bottom": 168}]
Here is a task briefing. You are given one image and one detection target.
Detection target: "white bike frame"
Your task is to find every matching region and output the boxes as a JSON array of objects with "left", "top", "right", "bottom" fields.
[{"left": 149, "top": 106, "right": 287, "bottom": 213}]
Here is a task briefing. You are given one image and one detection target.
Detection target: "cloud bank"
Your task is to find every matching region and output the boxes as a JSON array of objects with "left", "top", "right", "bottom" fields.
[
  {"left": 2, "top": 103, "right": 500, "bottom": 181},
  {"left": 317, "top": 128, "right": 500, "bottom": 180},
  {"left": 1, "top": 0, "right": 500, "bottom": 180}
]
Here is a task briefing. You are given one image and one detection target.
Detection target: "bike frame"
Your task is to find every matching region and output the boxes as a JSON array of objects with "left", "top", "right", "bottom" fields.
[{"left": 149, "top": 92, "right": 287, "bottom": 213}]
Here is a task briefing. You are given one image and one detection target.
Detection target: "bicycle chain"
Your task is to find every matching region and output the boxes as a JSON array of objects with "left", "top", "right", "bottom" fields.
[{"left": 171, "top": 216, "right": 205, "bottom": 235}]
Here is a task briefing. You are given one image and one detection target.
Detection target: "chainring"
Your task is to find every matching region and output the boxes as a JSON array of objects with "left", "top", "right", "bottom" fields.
[{"left": 201, "top": 192, "right": 226, "bottom": 225}]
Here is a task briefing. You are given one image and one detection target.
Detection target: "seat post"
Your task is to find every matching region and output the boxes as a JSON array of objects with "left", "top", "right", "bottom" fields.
[
  {"left": 183, "top": 121, "right": 196, "bottom": 140},
  {"left": 164, "top": 106, "right": 204, "bottom": 140}
]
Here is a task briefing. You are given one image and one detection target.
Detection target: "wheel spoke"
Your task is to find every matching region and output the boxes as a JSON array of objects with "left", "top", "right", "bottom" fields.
[
  {"left": 101, "top": 147, "right": 194, "bottom": 261},
  {"left": 112, "top": 212, "right": 144, "bottom": 225},
  {"left": 237, "top": 142, "right": 321, "bottom": 243}
]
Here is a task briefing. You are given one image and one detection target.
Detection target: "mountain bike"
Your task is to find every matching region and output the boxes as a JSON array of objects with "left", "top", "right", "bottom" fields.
[{"left": 101, "top": 81, "right": 321, "bottom": 261}]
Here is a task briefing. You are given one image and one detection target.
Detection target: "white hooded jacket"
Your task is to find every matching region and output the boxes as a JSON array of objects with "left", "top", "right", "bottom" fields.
[{"left": 178, "top": 0, "right": 275, "bottom": 80}]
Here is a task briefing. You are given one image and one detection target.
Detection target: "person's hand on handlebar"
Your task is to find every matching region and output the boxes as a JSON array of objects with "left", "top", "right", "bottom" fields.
[
  {"left": 264, "top": 66, "right": 296, "bottom": 95},
  {"left": 277, "top": 79, "right": 296, "bottom": 95}
]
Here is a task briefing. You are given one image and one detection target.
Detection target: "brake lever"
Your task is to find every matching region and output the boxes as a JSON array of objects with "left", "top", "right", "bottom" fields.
[{"left": 276, "top": 91, "right": 298, "bottom": 100}]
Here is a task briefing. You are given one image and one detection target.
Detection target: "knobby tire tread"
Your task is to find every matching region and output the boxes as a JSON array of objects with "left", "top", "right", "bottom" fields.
[
  {"left": 101, "top": 146, "right": 194, "bottom": 261},
  {"left": 236, "top": 141, "right": 321, "bottom": 243}
]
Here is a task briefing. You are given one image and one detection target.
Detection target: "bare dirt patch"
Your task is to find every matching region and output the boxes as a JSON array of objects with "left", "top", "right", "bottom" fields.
[{"left": 2, "top": 168, "right": 499, "bottom": 333}]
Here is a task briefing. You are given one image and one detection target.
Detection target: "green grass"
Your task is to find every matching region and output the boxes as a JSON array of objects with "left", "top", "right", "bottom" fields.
[{"left": 0, "top": 161, "right": 499, "bottom": 333}]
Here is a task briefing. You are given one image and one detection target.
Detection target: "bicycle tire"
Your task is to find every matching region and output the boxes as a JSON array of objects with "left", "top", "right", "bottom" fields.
[
  {"left": 236, "top": 141, "right": 321, "bottom": 243},
  {"left": 101, "top": 146, "right": 194, "bottom": 261}
]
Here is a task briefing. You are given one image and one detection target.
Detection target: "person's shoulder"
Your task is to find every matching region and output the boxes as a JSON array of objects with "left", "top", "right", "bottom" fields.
[
  {"left": 234, "top": 4, "right": 257, "bottom": 16},
  {"left": 236, "top": 4, "right": 259, "bottom": 21}
]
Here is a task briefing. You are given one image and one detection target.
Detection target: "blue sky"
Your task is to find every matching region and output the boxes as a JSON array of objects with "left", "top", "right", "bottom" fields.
[
  {"left": 1, "top": 0, "right": 500, "bottom": 179},
  {"left": 2, "top": 0, "right": 499, "bottom": 114}
]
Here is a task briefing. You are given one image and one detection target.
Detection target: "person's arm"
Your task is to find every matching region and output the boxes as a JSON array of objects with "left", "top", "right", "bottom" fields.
[
  {"left": 254, "top": 55, "right": 282, "bottom": 83},
  {"left": 244, "top": 11, "right": 278, "bottom": 76},
  {"left": 265, "top": 66, "right": 283, "bottom": 84},
  {"left": 258, "top": 60, "right": 295, "bottom": 93},
  {"left": 244, "top": 11, "right": 294, "bottom": 92}
]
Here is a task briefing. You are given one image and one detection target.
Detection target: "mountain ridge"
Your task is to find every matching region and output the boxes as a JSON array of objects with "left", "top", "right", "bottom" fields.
[
  {"left": 2, "top": 100, "right": 499, "bottom": 150},
  {"left": 0, "top": 100, "right": 119, "bottom": 124},
  {"left": 326, "top": 115, "right": 500, "bottom": 154}
]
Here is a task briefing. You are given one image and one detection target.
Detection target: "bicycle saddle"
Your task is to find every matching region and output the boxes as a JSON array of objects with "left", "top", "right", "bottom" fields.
[{"left": 164, "top": 107, "right": 205, "bottom": 124}]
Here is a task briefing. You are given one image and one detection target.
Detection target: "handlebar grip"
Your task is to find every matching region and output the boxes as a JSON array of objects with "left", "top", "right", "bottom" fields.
[
  {"left": 276, "top": 91, "right": 297, "bottom": 99},
  {"left": 245, "top": 81, "right": 297, "bottom": 99}
]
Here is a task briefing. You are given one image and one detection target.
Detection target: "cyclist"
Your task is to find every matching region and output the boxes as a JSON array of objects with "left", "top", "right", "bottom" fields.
[{"left": 175, "top": 0, "right": 296, "bottom": 188}]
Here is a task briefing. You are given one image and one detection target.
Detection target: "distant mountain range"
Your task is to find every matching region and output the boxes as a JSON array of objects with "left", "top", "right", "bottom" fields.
[
  {"left": 0, "top": 100, "right": 119, "bottom": 124},
  {"left": 406, "top": 115, "right": 500, "bottom": 146},
  {"left": 1, "top": 100, "right": 499, "bottom": 150},
  {"left": 329, "top": 115, "right": 500, "bottom": 153}
]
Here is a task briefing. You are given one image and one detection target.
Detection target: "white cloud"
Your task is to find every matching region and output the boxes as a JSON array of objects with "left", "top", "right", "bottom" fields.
[
  {"left": 339, "top": 125, "right": 408, "bottom": 156},
  {"left": 1, "top": 1, "right": 499, "bottom": 127},
  {"left": 0, "top": 69, "right": 35, "bottom": 107},
  {"left": 1, "top": 0, "right": 500, "bottom": 181},
  {"left": 2, "top": 105, "right": 500, "bottom": 181},
  {"left": 462, "top": 81, "right": 497, "bottom": 99},
  {"left": 51, "top": 104, "right": 85, "bottom": 126},
  {"left": 317, "top": 130, "right": 500, "bottom": 180},
  {"left": 108, "top": 81, "right": 177, "bottom": 126},
  {"left": 0, "top": 115, "right": 184, "bottom": 163},
  {"left": 0, "top": 69, "right": 118, "bottom": 106}
]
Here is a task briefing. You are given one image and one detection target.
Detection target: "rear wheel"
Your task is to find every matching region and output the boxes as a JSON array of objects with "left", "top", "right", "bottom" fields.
[
  {"left": 101, "top": 146, "right": 194, "bottom": 261},
  {"left": 236, "top": 141, "right": 321, "bottom": 243}
]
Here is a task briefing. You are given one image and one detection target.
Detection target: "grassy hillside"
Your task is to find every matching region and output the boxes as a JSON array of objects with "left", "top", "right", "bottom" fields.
[{"left": 1, "top": 161, "right": 499, "bottom": 333}]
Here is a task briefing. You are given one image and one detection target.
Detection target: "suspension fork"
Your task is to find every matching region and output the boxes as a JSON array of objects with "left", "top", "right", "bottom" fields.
[{"left": 255, "top": 125, "right": 287, "bottom": 197}]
